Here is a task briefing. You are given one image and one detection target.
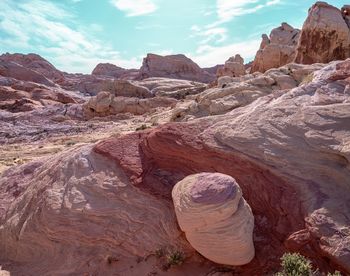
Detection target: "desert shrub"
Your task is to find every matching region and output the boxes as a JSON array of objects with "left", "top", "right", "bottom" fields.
[
  {"left": 154, "top": 248, "right": 165, "bottom": 258},
  {"left": 166, "top": 250, "right": 185, "bottom": 267},
  {"left": 328, "top": 271, "right": 341, "bottom": 276},
  {"left": 301, "top": 73, "right": 314, "bottom": 85},
  {"left": 276, "top": 253, "right": 312, "bottom": 276},
  {"left": 135, "top": 124, "right": 149, "bottom": 131}
]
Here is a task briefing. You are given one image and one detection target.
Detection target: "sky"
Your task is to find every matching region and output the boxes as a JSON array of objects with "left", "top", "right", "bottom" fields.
[{"left": 0, "top": 0, "right": 348, "bottom": 73}]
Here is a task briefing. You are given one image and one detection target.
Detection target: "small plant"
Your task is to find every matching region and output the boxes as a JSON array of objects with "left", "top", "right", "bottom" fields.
[
  {"left": 166, "top": 250, "right": 185, "bottom": 267},
  {"left": 135, "top": 124, "right": 149, "bottom": 131},
  {"left": 65, "top": 141, "right": 77, "bottom": 147},
  {"left": 155, "top": 248, "right": 165, "bottom": 258},
  {"left": 328, "top": 271, "right": 342, "bottom": 276},
  {"left": 301, "top": 73, "right": 314, "bottom": 85},
  {"left": 276, "top": 253, "right": 312, "bottom": 276}
]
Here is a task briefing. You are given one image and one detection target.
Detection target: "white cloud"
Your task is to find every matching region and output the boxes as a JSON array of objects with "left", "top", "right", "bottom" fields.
[
  {"left": 266, "top": 0, "right": 281, "bottom": 6},
  {"left": 0, "top": 0, "right": 140, "bottom": 73},
  {"left": 110, "top": 0, "right": 158, "bottom": 16},
  {"left": 190, "top": 25, "right": 228, "bottom": 45},
  {"left": 189, "top": 39, "right": 261, "bottom": 67},
  {"left": 211, "top": 0, "right": 282, "bottom": 26}
]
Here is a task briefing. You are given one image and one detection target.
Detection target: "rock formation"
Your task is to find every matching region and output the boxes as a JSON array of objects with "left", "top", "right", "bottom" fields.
[
  {"left": 251, "top": 23, "right": 300, "bottom": 73},
  {"left": 294, "top": 2, "right": 350, "bottom": 64},
  {"left": 120, "top": 59, "right": 350, "bottom": 274},
  {"left": 172, "top": 173, "right": 255, "bottom": 265},
  {"left": 83, "top": 91, "right": 177, "bottom": 117},
  {"left": 0, "top": 59, "right": 55, "bottom": 87},
  {"left": 0, "top": 53, "right": 64, "bottom": 81},
  {"left": 92, "top": 63, "right": 139, "bottom": 79},
  {"left": 0, "top": 146, "right": 186, "bottom": 275},
  {"left": 102, "top": 79, "right": 152, "bottom": 98},
  {"left": 172, "top": 62, "right": 324, "bottom": 121},
  {"left": 139, "top": 54, "right": 216, "bottom": 83},
  {"left": 217, "top": 54, "right": 246, "bottom": 78},
  {"left": 342, "top": 5, "right": 350, "bottom": 28}
]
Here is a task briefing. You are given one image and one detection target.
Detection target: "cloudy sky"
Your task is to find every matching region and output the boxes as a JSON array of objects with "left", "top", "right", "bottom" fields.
[{"left": 0, "top": 0, "right": 347, "bottom": 73}]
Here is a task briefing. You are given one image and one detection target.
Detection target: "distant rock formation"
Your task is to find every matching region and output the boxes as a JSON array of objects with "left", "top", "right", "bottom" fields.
[
  {"left": 102, "top": 79, "right": 152, "bottom": 98},
  {"left": 139, "top": 54, "right": 216, "bottom": 83},
  {"left": 172, "top": 172, "right": 255, "bottom": 265},
  {"left": 0, "top": 53, "right": 64, "bottom": 81},
  {"left": 203, "top": 64, "right": 223, "bottom": 75},
  {"left": 251, "top": 23, "right": 300, "bottom": 73},
  {"left": 294, "top": 2, "right": 350, "bottom": 64},
  {"left": 0, "top": 58, "right": 55, "bottom": 87},
  {"left": 217, "top": 54, "right": 246, "bottom": 78},
  {"left": 83, "top": 91, "right": 177, "bottom": 117},
  {"left": 92, "top": 63, "right": 139, "bottom": 79}
]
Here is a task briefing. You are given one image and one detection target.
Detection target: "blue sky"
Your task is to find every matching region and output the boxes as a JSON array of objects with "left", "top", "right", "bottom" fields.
[{"left": 0, "top": 0, "right": 348, "bottom": 73}]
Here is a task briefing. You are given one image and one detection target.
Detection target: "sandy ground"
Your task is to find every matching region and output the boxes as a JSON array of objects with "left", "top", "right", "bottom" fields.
[{"left": 0, "top": 108, "right": 173, "bottom": 175}]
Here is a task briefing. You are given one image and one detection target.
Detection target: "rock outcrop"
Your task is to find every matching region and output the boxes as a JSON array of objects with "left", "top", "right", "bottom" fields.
[
  {"left": 251, "top": 23, "right": 300, "bottom": 73},
  {"left": 0, "top": 146, "right": 187, "bottom": 275},
  {"left": 0, "top": 59, "right": 55, "bottom": 87},
  {"left": 139, "top": 54, "right": 216, "bottom": 83},
  {"left": 217, "top": 54, "right": 246, "bottom": 78},
  {"left": 172, "top": 62, "right": 324, "bottom": 121},
  {"left": 102, "top": 79, "right": 152, "bottom": 98},
  {"left": 1, "top": 59, "right": 350, "bottom": 275},
  {"left": 92, "top": 63, "right": 139, "bottom": 79},
  {"left": 0, "top": 53, "right": 64, "bottom": 81},
  {"left": 172, "top": 173, "right": 255, "bottom": 266},
  {"left": 83, "top": 91, "right": 177, "bottom": 117},
  {"left": 95, "top": 59, "right": 350, "bottom": 274},
  {"left": 294, "top": 2, "right": 350, "bottom": 64}
]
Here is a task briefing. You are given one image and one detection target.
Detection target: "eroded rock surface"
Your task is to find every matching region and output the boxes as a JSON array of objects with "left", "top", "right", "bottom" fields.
[
  {"left": 95, "top": 59, "right": 350, "bottom": 274},
  {"left": 251, "top": 23, "right": 300, "bottom": 73},
  {"left": 172, "top": 62, "right": 324, "bottom": 121},
  {"left": 83, "top": 91, "right": 177, "bottom": 117},
  {"left": 217, "top": 54, "right": 246, "bottom": 78},
  {"left": 172, "top": 173, "right": 255, "bottom": 266},
  {"left": 139, "top": 54, "right": 216, "bottom": 83},
  {"left": 294, "top": 2, "right": 350, "bottom": 64},
  {"left": 92, "top": 63, "right": 139, "bottom": 79}
]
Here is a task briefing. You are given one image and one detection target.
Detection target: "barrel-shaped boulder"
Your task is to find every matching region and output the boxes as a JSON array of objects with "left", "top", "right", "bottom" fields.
[{"left": 172, "top": 172, "right": 255, "bottom": 266}]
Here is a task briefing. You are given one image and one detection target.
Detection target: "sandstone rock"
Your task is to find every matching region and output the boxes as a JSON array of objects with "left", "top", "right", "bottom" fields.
[
  {"left": 0, "top": 59, "right": 55, "bottom": 87},
  {"left": 0, "top": 53, "right": 64, "bottom": 81},
  {"left": 1, "top": 59, "right": 350, "bottom": 275},
  {"left": 172, "top": 173, "right": 255, "bottom": 266},
  {"left": 137, "top": 78, "right": 206, "bottom": 99},
  {"left": 294, "top": 2, "right": 350, "bottom": 64},
  {"left": 84, "top": 91, "right": 177, "bottom": 117},
  {"left": 172, "top": 63, "right": 324, "bottom": 120},
  {"left": 342, "top": 5, "right": 350, "bottom": 28},
  {"left": 251, "top": 23, "right": 300, "bottom": 73},
  {"left": 96, "top": 60, "right": 350, "bottom": 273},
  {"left": 92, "top": 63, "right": 139, "bottom": 79},
  {"left": 0, "top": 146, "right": 186, "bottom": 275},
  {"left": 139, "top": 53, "right": 216, "bottom": 83},
  {"left": 217, "top": 54, "right": 246, "bottom": 78},
  {"left": 102, "top": 79, "right": 152, "bottom": 98},
  {"left": 203, "top": 64, "right": 223, "bottom": 75}
]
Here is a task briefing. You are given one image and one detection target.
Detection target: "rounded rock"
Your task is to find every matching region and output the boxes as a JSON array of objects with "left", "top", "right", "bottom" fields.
[{"left": 172, "top": 172, "right": 255, "bottom": 266}]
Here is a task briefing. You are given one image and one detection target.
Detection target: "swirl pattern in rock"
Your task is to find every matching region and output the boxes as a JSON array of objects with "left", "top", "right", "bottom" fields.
[{"left": 172, "top": 172, "right": 255, "bottom": 266}]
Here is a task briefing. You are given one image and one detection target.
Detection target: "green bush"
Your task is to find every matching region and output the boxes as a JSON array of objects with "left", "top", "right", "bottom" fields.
[
  {"left": 276, "top": 253, "right": 312, "bottom": 276},
  {"left": 166, "top": 250, "right": 185, "bottom": 267}
]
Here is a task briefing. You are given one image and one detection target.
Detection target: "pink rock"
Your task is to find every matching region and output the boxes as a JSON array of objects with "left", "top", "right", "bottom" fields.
[
  {"left": 139, "top": 53, "right": 216, "bottom": 83},
  {"left": 294, "top": 2, "right": 350, "bottom": 64}
]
